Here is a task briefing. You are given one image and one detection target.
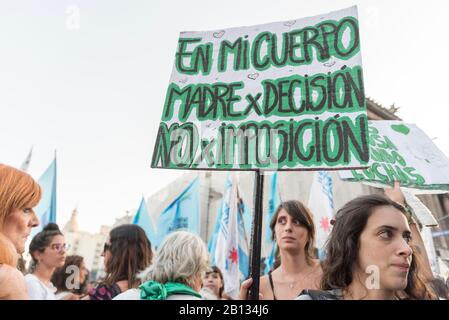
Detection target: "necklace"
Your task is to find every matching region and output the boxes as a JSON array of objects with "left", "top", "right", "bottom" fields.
[
  {"left": 279, "top": 273, "right": 301, "bottom": 289},
  {"left": 279, "top": 264, "right": 318, "bottom": 290}
]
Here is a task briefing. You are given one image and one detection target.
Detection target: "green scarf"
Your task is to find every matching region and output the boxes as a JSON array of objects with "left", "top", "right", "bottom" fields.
[{"left": 139, "top": 281, "right": 201, "bottom": 300}]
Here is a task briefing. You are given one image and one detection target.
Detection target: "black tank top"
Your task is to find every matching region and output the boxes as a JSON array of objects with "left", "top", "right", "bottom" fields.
[{"left": 268, "top": 270, "right": 277, "bottom": 300}]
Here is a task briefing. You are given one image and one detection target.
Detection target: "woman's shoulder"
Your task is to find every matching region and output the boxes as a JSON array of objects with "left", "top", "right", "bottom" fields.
[
  {"left": 261, "top": 267, "right": 279, "bottom": 280},
  {"left": 259, "top": 274, "right": 272, "bottom": 291},
  {"left": 167, "top": 294, "right": 202, "bottom": 300},
  {"left": 113, "top": 288, "right": 141, "bottom": 300},
  {"left": 1, "top": 265, "right": 25, "bottom": 284},
  {"left": 24, "top": 273, "right": 39, "bottom": 282},
  {"left": 258, "top": 273, "right": 276, "bottom": 300},
  {"left": 25, "top": 273, "right": 57, "bottom": 299},
  {"left": 24, "top": 273, "right": 42, "bottom": 289},
  {"left": 1, "top": 264, "right": 22, "bottom": 277},
  {"left": 0, "top": 265, "right": 28, "bottom": 299},
  {"left": 260, "top": 274, "right": 270, "bottom": 283}
]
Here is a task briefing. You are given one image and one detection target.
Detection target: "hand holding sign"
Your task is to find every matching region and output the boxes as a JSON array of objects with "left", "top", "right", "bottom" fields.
[
  {"left": 238, "top": 278, "right": 264, "bottom": 300},
  {"left": 384, "top": 181, "right": 406, "bottom": 206}
]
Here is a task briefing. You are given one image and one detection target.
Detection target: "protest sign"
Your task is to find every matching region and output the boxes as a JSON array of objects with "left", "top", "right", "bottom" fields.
[
  {"left": 151, "top": 6, "right": 369, "bottom": 171},
  {"left": 401, "top": 188, "right": 437, "bottom": 226},
  {"left": 339, "top": 121, "right": 449, "bottom": 191}
]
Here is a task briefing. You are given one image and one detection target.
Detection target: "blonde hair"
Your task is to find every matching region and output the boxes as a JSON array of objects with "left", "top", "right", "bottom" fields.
[
  {"left": 0, "top": 164, "right": 41, "bottom": 228},
  {"left": 140, "top": 231, "right": 209, "bottom": 289},
  {"left": 0, "top": 232, "right": 18, "bottom": 267}
]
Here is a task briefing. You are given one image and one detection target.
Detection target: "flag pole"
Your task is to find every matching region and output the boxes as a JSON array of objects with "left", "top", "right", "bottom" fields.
[{"left": 248, "top": 169, "right": 264, "bottom": 300}]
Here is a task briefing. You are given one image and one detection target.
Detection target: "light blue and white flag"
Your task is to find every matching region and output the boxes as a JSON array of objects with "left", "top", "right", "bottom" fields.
[
  {"left": 156, "top": 177, "right": 200, "bottom": 247},
  {"left": 31, "top": 156, "right": 57, "bottom": 237},
  {"left": 307, "top": 171, "right": 334, "bottom": 259},
  {"left": 209, "top": 176, "right": 250, "bottom": 281},
  {"left": 214, "top": 174, "right": 243, "bottom": 299},
  {"left": 208, "top": 206, "right": 223, "bottom": 266},
  {"left": 237, "top": 195, "right": 249, "bottom": 280},
  {"left": 264, "top": 172, "right": 281, "bottom": 274},
  {"left": 133, "top": 196, "right": 157, "bottom": 247}
]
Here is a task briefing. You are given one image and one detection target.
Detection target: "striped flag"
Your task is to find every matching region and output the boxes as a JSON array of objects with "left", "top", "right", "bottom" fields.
[
  {"left": 264, "top": 172, "right": 281, "bottom": 274},
  {"left": 237, "top": 195, "right": 249, "bottom": 280},
  {"left": 214, "top": 174, "right": 246, "bottom": 299},
  {"left": 307, "top": 171, "right": 334, "bottom": 259}
]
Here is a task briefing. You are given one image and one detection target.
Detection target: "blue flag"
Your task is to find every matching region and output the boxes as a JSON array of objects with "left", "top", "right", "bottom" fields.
[
  {"left": 264, "top": 172, "right": 281, "bottom": 274},
  {"left": 155, "top": 177, "right": 200, "bottom": 247},
  {"left": 133, "top": 197, "right": 157, "bottom": 246},
  {"left": 208, "top": 206, "right": 223, "bottom": 265},
  {"left": 31, "top": 157, "right": 57, "bottom": 237}
]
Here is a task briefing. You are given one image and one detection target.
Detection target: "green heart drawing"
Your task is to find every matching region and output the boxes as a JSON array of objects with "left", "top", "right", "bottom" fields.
[{"left": 391, "top": 124, "right": 410, "bottom": 135}]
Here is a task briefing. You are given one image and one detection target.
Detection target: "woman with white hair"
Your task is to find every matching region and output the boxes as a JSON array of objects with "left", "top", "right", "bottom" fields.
[{"left": 114, "top": 231, "right": 209, "bottom": 300}]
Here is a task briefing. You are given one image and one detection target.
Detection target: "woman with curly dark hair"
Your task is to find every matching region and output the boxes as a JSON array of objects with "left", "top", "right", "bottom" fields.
[
  {"left": 297, "top": 194, "right": 435, "bottom": 300},
  {"left": 51, "top": 255, "right": 89, "bottom": 299},
  {"left": 88, "top": 224, "right": 153, "bottom": 300}
]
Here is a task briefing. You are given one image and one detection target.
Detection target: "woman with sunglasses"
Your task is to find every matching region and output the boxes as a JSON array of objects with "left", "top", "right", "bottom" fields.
[
  {"left": 26, "top": 223, "right": 74, "bottom": 300},
  {"left": 88, "top": 224, "right": 153, "bottom": 300}
]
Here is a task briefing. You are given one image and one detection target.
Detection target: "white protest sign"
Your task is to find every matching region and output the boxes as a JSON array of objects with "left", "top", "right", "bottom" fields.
[
  {"left": 151, "top": 6, "right": 370, "bottom": 171},
  {"left": 339, "top": 121, "right": 449, "bottom": 192},
  {"left": 401, "top": 188, "right": 438, "bottom": 226}
]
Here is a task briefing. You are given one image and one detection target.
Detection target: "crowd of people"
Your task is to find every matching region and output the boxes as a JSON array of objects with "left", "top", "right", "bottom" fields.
[{"left": 1, "top": 163, "right": 449, "bottom": 300}]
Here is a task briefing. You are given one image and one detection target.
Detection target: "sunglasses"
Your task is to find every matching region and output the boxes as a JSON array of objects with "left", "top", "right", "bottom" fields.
[
  {"left": 50, "top": 243, "right": 70, "bottom": 252},
  {"left": 103, "top": 243, "right": 112, "bottom": 253}
]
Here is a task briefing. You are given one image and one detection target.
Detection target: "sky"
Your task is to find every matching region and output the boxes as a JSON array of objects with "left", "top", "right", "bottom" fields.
[{"left": 1, "top": 0, "right": 448, "bottom": 233}]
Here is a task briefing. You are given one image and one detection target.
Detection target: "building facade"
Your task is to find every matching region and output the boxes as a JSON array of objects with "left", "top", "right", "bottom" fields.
[
  {"left": 63, "top": 209, "right": 110, "bottom": 280},
  {"left": 63, "top": 209, "right": 136, "bottom": 280}
]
